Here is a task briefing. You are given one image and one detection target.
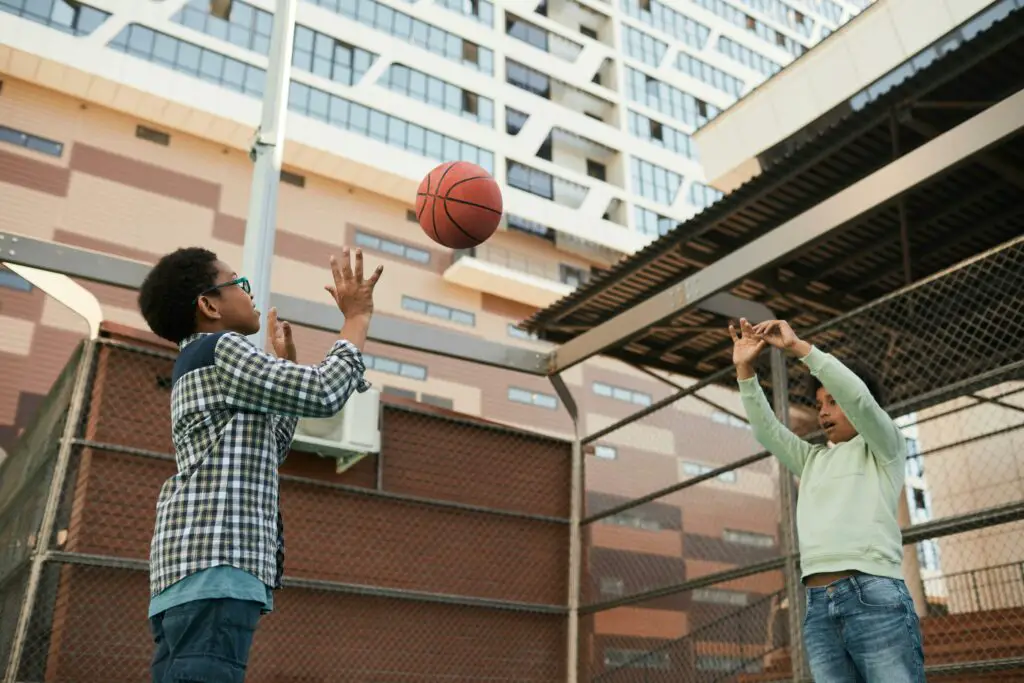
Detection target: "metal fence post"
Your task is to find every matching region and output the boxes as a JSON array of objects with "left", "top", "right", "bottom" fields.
[
  {"left": 550, "top": 373, "right": 582, "bottom": 683},
  {"left": 769, "top": 348, "right": 807, "bottom": 683},
  {"left": 4, "top": 340, "right": 96, "bottom": 683}
]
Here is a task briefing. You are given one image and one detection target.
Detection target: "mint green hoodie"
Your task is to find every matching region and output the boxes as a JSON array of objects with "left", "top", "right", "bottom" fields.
[{"left": 737, "top": 346, "right": 907, "bottom": 580}]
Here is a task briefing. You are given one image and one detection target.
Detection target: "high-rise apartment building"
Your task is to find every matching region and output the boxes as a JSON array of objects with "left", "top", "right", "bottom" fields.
[{"left": 0, "top": 0, "right": 871, "bottom": 676}]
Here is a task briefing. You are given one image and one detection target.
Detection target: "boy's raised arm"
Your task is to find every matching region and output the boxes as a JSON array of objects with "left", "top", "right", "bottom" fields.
[
  {"left": 216, "top": 248, "right": 383, "bottom": 419},
  {"left": 215, "top": 333, "right": 370, "bottom": 417}
]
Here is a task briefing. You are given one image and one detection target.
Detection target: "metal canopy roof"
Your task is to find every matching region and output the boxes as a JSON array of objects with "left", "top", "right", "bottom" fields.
[{"left": 523, "top": 3, "right": 1024, "bottom": 409}]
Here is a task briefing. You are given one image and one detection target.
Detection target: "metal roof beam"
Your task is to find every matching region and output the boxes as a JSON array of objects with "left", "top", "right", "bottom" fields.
[
  {"left": 0, "top": 233, "right": 550, "bottom": 376},
  {"left": 546, "top": 87, "right": 1024, "bottom": 374}
]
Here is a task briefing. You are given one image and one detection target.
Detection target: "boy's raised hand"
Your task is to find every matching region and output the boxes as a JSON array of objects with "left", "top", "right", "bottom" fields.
[
  {"left": 326, "top": 248, "right": 383, "bottom": 321},
  {"left": 729, "top": 317, "right": 766, "bottom": 368},
  {"left": 267, "top": 307, "right": 296, "bottom": 362}
]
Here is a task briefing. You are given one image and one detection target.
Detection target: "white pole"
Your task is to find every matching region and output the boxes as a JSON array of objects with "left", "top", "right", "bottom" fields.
[{"left": 241, "top": 0, "right": 297, "bottom": 347}]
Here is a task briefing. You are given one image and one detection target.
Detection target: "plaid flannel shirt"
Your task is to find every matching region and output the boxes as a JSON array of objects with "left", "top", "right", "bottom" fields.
[{"left": 149, "top": 331, "right": 370, "bottom": 597}]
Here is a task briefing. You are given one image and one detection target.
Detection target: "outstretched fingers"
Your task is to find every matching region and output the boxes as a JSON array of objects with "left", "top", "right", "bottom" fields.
[
  {"left": 728, "top": 322, "right": 741, "bottom": 343},
  {"left": 354, "top": 248, "right": 364, "bottom": 282},
  {"left": 366, "top": 264, "right": 384, "bottom": 287}
]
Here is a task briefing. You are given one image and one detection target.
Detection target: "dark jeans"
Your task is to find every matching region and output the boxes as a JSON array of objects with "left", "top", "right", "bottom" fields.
[
  {"left": 150, "top": 598, "right": 262, "bottom": 683},
  {"left": 804, "top": 575, "right": 926, "bottom": 682}
]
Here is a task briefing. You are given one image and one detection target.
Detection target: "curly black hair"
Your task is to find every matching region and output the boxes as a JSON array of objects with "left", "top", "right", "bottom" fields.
[
  {"left": 138, "top": 247, "right": 220, "bottom": 343},
  {"left": 809, "top": 357, "right": 886, "bottom": 406}
]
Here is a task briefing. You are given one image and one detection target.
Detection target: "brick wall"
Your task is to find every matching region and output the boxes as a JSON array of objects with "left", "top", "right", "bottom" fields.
[{"left": 35, "top": 325, "right": 572, "bottom": 682}]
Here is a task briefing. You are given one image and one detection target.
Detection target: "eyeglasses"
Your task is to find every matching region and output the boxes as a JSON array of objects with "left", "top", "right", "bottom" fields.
[{"left": 194, "top": 276, "right": 251, "bottom": 304}]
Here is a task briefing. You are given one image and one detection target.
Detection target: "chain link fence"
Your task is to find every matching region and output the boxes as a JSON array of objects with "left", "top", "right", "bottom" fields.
[
  {"left": 1, "top": 235, "right": 1022, "bottom": 682},
  {"left": 581, "top": 235, "right": 1024, "bottom": 683},
  {"left": 0, "top": 306, "right": 573, "bottom": 682}
]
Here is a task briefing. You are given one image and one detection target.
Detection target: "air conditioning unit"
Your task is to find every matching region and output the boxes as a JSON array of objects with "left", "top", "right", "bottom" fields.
[{"left": 292, "top": 388, "right": 381, "bottom": 473}]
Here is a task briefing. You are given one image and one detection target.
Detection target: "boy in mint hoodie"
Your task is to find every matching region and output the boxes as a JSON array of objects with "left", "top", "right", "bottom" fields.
[{"left": 729, "top": 317, "right": 925, "bottom": 683}]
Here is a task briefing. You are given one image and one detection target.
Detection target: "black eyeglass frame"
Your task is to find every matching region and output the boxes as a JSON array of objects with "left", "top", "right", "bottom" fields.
[{"left": 193, "top": 276, "right": 251, "bottom": 305}]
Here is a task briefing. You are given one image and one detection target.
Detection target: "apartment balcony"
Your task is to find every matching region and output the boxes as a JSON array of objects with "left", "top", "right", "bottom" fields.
[{"left": 443, "top": 243, "right": 584, "bottom": 308}]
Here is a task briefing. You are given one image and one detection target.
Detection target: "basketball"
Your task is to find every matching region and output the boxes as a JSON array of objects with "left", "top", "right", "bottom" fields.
[{"left": 416, "top": 161, "right": 503, "bottom": 250}]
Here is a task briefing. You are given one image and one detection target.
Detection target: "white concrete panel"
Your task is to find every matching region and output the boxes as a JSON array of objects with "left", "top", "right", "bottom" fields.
[{"left": 695, "top": 0, "right": 1003, "bottom": 189}]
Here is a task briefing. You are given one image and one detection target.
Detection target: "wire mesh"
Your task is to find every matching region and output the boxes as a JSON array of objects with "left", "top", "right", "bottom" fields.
[
  {"left": 583, "top": 571, "right": 789, "bottom": 682},
  {"left": 579, "top": 237, "right": 1024, "bottom": 682},
  {"left": 1, "top": 322, "right": 574, "bottom": 682}
]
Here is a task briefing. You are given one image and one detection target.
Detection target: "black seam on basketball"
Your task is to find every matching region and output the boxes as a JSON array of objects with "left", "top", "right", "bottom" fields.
[
  {"left": 429, "top": 163, "right": 461, "bottom": 248},
  {"left": 444, "top": 176, "right": 489, "bottom": 192},
  {"left": 442, "top": 200, "right": 478, "bottom": 245},
  {"left": 431, "top": 164, "right": 460, "bottom": 248},
  {"left": 438, "top": 196, "right": 503, "bottom": 215},
  {"left": 417, "top": 173, "right": 431, "bottom": 222}
]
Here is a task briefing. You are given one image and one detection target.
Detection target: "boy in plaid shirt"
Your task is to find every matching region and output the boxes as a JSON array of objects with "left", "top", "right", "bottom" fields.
[{"left": 138, "top": 246, "right": 383, "bottom": 683}]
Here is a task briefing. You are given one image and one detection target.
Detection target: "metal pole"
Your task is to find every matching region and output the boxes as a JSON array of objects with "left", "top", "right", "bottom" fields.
[
  {"left": 768, "top": 348, "right": 807, "bottom": 683},
  {"left": 241, "top": 0, "right": 297, "bottom": 347},
  {"left": 550, "top": 374, "right": 582, "bottom": 683},
  {"left": 4, "top": 341, "right": 96, "bottom": 683}
]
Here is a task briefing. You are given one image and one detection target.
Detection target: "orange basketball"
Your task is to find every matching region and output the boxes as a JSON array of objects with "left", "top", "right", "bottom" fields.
[{"left": 415, "top": 161, "right": 503, "bottom": 249}]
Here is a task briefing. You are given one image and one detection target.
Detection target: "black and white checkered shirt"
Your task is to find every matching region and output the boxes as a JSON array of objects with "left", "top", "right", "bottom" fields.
[{"left": 149, "top": 331, "right": 370, "bottom": 597}]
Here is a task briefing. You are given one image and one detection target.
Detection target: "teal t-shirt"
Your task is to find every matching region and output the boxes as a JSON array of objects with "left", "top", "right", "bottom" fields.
[
  {"left": 738, "top": 346, "right": 907, "bottom": 580},
  {"left": 148, "top": 565, "right": 274, "bottom": 619}
]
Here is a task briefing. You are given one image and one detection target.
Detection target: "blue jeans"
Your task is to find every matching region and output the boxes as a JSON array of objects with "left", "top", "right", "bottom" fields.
[
  {"left": 150, "top": 598, "right": 262, "bottom": 683},
  {"left": 803, "top": 575, "right": 926, "bottom": 682}
]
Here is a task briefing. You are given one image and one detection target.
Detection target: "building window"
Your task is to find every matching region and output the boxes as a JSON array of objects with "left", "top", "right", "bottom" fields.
[
  {"left": 710, "top": 410, "right": 750, "bottom": 429},
  {"left": 506, "top": 108, "right": 529, "bottom": 135},
  {"left": 586, "top": 159, "right": 607, "bottom": 182},
  {"left": 604, "top": 649, "right": 671, "bottom": 670},
  {"left": 619, "top": 0, "right": 710, "bottom": 51},
  {"left": 559, "top": 264, "right": 588, "bottom": 287},
  {"left": 354, "top": 231, "right": 431, "bottom": 265},
  {"left": 676, "top": 51, "right": 745, "bottom": 97},
  {"left": 621, "top": 25, "right": 667, "bottom": 67},
  {"left": 508, "top": 387, "right": 558, "bottom": 410},
  {"left": 917, "top": 539, "right": 940, "bottom": 571},
  {"left": 681, "top": 461, "right": 737, "bottom": 483},
  {"left": 136, "top": 125, "right": 171, "bottom": 145},
  {"left": 634, "top": 206, "right": 676, "bottom": 237},
  {"left": 1, "top": 0, "right": 110, "bottom": 36},
  {"left": 0, "top": 268, "right": 32, "bottom": 292},
  {"left": 0, "top": 126, "right": 64, "bottom": 158},
  {"left": 716, "top": 36, "right": 781, "bottom": 77},
  {"left": 604, "top": 511, "right": 662, "bottom": 531},
  {"left": 363, "top": 353, "right": 427, "bottom": 380},
  {"left": 280, "top": 170, "right": 306, "bottom": 187},
  {"left": 421, "top": 393, "right": 454, "bottom": 410},
  {"left": 174, "top": 0, "right": 273, "bottom": 54},
  {"left": 630, "top": 158, "right": 682, "bottom": 207},
  {"left": 580, "top": 25, "right": 598, "bottom": 39},
  {"left": 625, "top": 67, "right": 719, "bottom": 129},
  {"left": 108, "top": 25, "right": 269, "bottom": 96},
  {"left": 592, "top": 381, "right": 652, "bottom": 407},
  {"left": 905, "top": 437, "right": 924, "bottom": 478},
  {"left": 506, "top": 60, "right": 551, "bottom": 99},
  {"left": 306, "top": 0, "right": 493, "bottom": 73},
  {"left": 628, "top": 111, "right": 695, "bottom": 159},
  {"left": 507, "top": 323, "right": 538, "bottom": 340},
  {"left": 506, "top": 160, "right": 554, "bottom": 200},
  {"left": 723, "top": 528, "right": 774, "bottom": 548},
  {"left": 382, "top": 65, "right": 494, "bottom": 126},
  {"left": 288, "top": 80, "right": 495, "bottom": 173},
  {"left": 402, "top": 296, "right": 476, "bottom": 327},
  {"left": 594, "top": 445, "right": 617, "bottom": 460},
  {"left": 506, "top": 13, "right": 549, "bottom": 51},
  {"left": 697, "top": 655, "right": 758, "bottom": 673},
  {"left": 600, "top": 576, "right": 625, "bottom": 596},
  {"left": 690, "top": 181, "right": 724, "bottom": 209},
  {"left": 693, "top": 587, "right": 748, "bottom": 606},
  {"left": 293, "top": 26, "right": 376, "bottom": 86},
  {"left": 434, "top": 0, "right": 494, "bottom": 24}
]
